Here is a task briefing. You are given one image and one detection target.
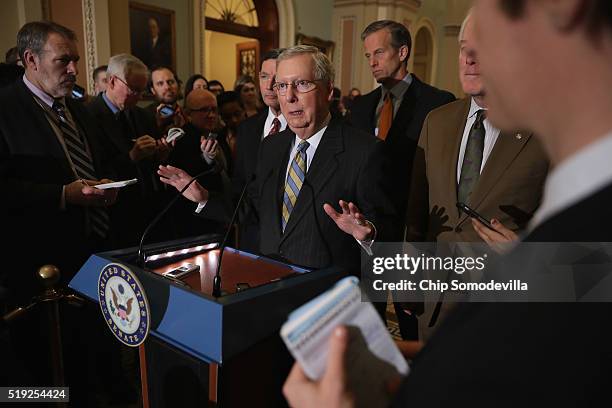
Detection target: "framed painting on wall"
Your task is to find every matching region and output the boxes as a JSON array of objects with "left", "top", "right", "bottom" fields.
[
  {"left": 236, "top": 41, "right": 260, "bottom": 80},
  {"left": 296, "top": 33, "right": 335, "bottom": 61},
  {"left": 129, "top": 2, "right": 176, "bottom": 71}
]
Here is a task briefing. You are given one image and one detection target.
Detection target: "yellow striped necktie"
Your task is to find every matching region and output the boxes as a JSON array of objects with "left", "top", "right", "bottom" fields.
[{"left": 282, "top": 140, "right": 309, "bottom": 232}]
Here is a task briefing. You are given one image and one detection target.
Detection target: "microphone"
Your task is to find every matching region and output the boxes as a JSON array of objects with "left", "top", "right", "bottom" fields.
[
  {"left": 212, "top": 173, "right": 257, "bottom": 297},
  {"left": 137, "top": 167, "right": 216, "bottom": 267}
]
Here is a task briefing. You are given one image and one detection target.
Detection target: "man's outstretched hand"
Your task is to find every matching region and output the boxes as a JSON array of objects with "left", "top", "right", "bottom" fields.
[
  {"left": 158, "top": 165, "right": 209, "bottom": 203},
  {"left": 324, "top": 200, "right": 374, "bottom": 241}
]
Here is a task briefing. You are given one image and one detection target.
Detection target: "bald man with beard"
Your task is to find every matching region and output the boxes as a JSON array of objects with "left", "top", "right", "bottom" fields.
[{"left": 167, "top": 88, "right": 227, "bottom": 237}]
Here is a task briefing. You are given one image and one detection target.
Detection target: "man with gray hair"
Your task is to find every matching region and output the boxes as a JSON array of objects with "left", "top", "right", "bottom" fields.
[
  {"left": 405, "top": 11, "right": 548, "bottom": 338},
  {"left": 159, "top": 45, "right": 395, "bottom": 273},
  {"left": 0, "top": 20, "right": 118, "bottom": 401},
  {"left": 88, "top": 53, "right": 170, "bottom": 247}
]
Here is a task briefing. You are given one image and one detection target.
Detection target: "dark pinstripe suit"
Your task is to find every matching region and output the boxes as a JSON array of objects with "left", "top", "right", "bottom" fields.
[{"left": 205, "top": 118, "right": 395, "bottom": 272}]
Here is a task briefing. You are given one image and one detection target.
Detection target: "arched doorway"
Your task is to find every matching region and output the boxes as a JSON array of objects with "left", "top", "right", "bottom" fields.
[
  {"left": 413, "top": 26, "right": 434, "bottom": 84},
  {"left": 204, "top": 0, "right": 279, "bottom": 91}
]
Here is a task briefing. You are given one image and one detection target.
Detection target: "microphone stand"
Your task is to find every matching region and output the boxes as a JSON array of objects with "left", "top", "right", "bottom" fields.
[{"left": 212, "top": 175, "right": 253, "bottom": 297}]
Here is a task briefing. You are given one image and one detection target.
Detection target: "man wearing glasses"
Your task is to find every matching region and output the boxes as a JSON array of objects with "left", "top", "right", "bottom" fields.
[
  {"left": 88, "top": 53, "right": 170, "bottom": 247},
  {"left": 159, "top": 45, "right": 394, "bottom": 272},
  {"left": 166, "top": 88, "right": 228, "bottom": 238}
]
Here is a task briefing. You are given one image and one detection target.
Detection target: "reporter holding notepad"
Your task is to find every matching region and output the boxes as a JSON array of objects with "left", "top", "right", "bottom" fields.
[{"left": 88, "top": 53, "right": 171, "bottom": 247}]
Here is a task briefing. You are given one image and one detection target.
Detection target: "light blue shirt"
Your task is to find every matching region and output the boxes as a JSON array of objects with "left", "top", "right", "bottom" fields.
[{"left": 102, "top": 92, "right": 120, "bottom": 115}]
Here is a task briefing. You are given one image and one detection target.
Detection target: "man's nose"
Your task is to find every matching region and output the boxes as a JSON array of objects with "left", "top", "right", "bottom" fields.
[
  {"left": 284, "top": 85, "right": 297, "bottom": 102},
  {"left": 67, "top": 60, "right": 78, "bottom": 75},
  {"left": 265, "top": 77, "right": 275, "bottom": 90}
]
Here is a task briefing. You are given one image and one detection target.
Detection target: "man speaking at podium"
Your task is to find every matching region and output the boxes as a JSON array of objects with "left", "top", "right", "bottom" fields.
[{"left": 159, "top": 45, "right": 395, "bottom": 273}]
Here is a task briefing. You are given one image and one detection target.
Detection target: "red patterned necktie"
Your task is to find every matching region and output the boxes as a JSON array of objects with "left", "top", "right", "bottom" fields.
[{"left": 268, "top": 117, "right": 281, "bottom": 136}]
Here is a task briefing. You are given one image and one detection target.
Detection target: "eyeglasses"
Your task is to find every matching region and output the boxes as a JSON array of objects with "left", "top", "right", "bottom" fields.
[
  {"left": 272, "top": 79, "right": 319, "bottom": 95},
  {"left": 114, "top": 76, "right": 143, "bottom": 96},
  {"left": 190, "top": 106, "right": 217, "bottom": 115}
]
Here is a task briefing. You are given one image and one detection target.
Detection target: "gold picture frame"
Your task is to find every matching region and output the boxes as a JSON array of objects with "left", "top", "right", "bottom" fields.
[{"left": 296, "top": 33, "right": 335, "bottom": 61}]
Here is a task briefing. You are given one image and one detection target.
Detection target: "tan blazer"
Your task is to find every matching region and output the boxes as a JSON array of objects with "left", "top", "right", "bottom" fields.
[{"left": 406, "top": 98, "right": 549, "bottom": 242}]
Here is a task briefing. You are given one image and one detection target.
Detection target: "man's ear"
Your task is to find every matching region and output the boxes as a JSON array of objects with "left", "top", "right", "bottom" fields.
[
  {"left": 107, "top": 75, "right": 115, "bottom": 90},
  {"left": 398, "top": 45, "right": 410, "bottom": 63},
  {"left": 326, "top": 83, "right": 334, "bottom": 102},
  {"left": 22, "top": 49, "right": 37, "bottom": 71},
  {"left": 540, "top": 0, "right": 585, "bottom": 31}
]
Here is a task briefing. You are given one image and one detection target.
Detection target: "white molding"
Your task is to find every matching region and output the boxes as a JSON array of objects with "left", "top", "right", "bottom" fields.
[
  {"left": 276, "top": 0, "right": 296, "bottom": 48},
  {"left": 83, "top": 0, "right": 98, "bottom": 95},
  {"left": 192, "top": 0, "right": 205, "bottom": 75},
  {"left": 413, "top": 17, "right": 438, "bottom": 86}
]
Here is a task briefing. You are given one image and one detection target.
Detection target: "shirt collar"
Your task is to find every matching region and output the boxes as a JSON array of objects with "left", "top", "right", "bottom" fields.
[
  {"left": 529, "top": 130, "right": 612, "bottom": 230},
  {"left": 468, "top": 97, "right": 487, "bottom": 118},
  {"left": 383, "top": 73, "right": 412, "bottom": 101},
  {"left": 267, "top": 107, "right": 287, "bottom": 128},
  {"left": 23, "top": 74, "right": 58, "bottom": 108},
  {"left": 293, "top": 114, "right": 330, "bottom": 151},
  {"left": 102, "top": 92, "right": 120, "bottom": 115}
]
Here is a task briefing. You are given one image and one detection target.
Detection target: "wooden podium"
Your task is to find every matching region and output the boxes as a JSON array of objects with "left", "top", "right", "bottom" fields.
[{"left": 69, "top": 234, "right": 344, "bottom": 407}]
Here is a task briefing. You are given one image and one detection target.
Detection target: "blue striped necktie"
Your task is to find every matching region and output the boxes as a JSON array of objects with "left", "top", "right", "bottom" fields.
[
  {"left": 52, "top": 101, "right": 110, "bottom": 239},
  {"left": 282, "top": 140, "right": 309, "bottom": 232}
]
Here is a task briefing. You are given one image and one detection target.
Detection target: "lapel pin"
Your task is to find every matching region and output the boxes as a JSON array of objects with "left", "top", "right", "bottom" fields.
[{"left": 515, "top": 132, "right": 523, "bottom": 140}]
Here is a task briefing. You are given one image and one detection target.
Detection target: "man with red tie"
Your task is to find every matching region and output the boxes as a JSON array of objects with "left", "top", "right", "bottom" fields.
[
  {"left": 232, "top": 48, "right": 288, "bottom": 251},
  {"left": 349, "top": 20, "right": 455, "bottom": 340}
]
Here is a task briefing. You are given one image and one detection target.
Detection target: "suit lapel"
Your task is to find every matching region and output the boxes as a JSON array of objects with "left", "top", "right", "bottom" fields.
[
  {"left": 94, "top": 96, "right": 132, "bottom": 153},
  {"left": 365, "top": 88, "right": 381, "bottom": 133},
  {"left": 280, "top": 121, "right": 343, "bottom": 243},
  {"left": 16, "top": 80, "right": 72, "bottom": 168},
  {"left": 386, "top": 79, "right": 419, "bottom": 143},
  {"left": 458, "top": 130, "right": 533, "bottom": 225},
  {"left": 447, "top": 99, "right": 471, "bottom": 219}
]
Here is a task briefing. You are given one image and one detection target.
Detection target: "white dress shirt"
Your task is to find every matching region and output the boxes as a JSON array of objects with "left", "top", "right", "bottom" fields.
[
  {"left": 529, "top": 130, "right": 612, "bottom": 231},
  {"left": 284, "top": 121, "right": 326, "bottom": 182},
  {"left": 262, "top": 107, "right": 287, "bottom": 139},
  {"left": 456, "top": 98, "right": 501, "bottom": 183}
]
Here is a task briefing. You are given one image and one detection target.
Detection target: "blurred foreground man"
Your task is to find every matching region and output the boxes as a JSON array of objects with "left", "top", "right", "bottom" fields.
[{"left": 283, "top": 1, "right": 612, "bottom": 406}]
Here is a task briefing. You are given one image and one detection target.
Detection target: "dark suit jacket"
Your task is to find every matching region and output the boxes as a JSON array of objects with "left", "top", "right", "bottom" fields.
[
  {"left": 233, "top": 110, "right": 267, "bottom": 194},
  {"left": 349, "top": 75, "right": 455, "bottom": 236},
  {"left": 406, "top": 98, "right": 549, "bottom": 242},
  {"left": 0, "top": 80, "right": 114, "bottom": 301},
  {"left": 87, "top": 94, "right": 161, "bottom": 246},
  {"left": 393, "top": 182, "right": 612, "bottom": 407},
  {"left": 87, "top": 94, "right": 158, "bottom": 184},
  {"left": 166, "top": 123, "right": 226, "bottom": 238},
  {"left": 203, "top": 119, "right": 396, "bottom": 271},
  {"left": 232, "top": 110, "right": 267, "bottom": 252}
]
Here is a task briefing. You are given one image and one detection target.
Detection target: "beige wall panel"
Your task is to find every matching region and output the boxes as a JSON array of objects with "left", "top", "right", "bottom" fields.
[
  {"left": 108, "top": 0, "right": 130, "bottom": 56},
  {"left": 48, "top": 0, "right": 88, "bottom": 89},
  {"left": 0, "top": 1, "right": 21, "bottom": 58}
]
